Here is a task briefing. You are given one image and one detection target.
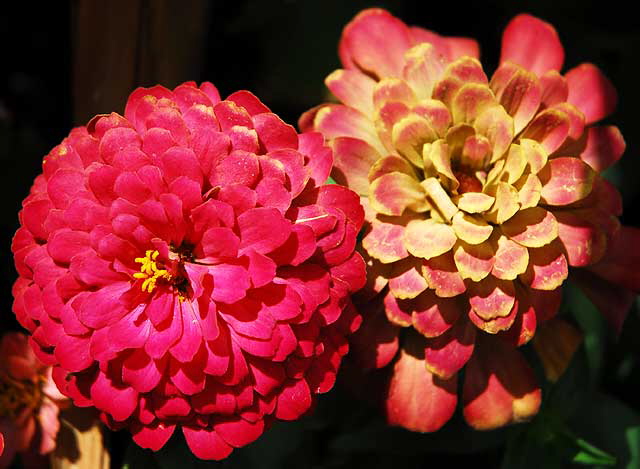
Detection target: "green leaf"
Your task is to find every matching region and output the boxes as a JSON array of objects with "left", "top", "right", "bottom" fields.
[
  {"left": 501, "top": 411, "right": 616, "bottom": 468},
  {"left": 565, "top": 281, "right": 607, "bottom": 385},
  {"left": 571, "top": 437, "right": 616, "bottom": 466},
  {"left": 569, "top": 393, "right": 640, "bottom": 468}
]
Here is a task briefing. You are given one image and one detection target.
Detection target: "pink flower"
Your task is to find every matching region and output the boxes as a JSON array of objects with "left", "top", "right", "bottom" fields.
[
  {"left": 12, "top": 81, "right": 365, "bottom": 459},
  {"left": 0, "top": 332, "right": 69, "bottom": 468},
  {"left": 302, "top": 9, "right": 640, "bottom": 431}
]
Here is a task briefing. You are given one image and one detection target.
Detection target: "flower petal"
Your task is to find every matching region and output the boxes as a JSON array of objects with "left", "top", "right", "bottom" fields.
[
  {"left": 521, "top": 108, "right": 570, "bottom": 155},
  {"left": 331, "top": 137, "right": 381, "bottom": 195},
  {"left": 404, "top": 219, "right": 456, "bottom": 260},
  {"left": 500, "top": 14, "right": 564, "bottom": 76},
  {"left": 491, "top": 63, "right": 542, "bottom": 133},
  {"left": 467, "top": 276, "right": 516, "bottom": 320},
  {"left": 411, "top": 290, "right": 462, "bottom": 338},
  {"left": 340, "top": 8, "right": 413, "bottom": 78},
  {"left": 386, "top": 333, "right": 457, "bottom": 432},
  {"left": 579, "top": 125, "right": 625, "bottom": 172},
  {"left": 532, "top": 318, "right": 582, "bottom": 382},
  {"left": 565, "top": 63, "right": 617, "bottom": 124},
  {"left": 370, "top": 172, "right": 427, "bottom": 216},
  {"left": 388, "top": 258, "right": 429, "bottom": 300},
  {"left": 183, "top": 427, "right": 233, "bottom": 461},
  {"left": 424, "top": 319, "right": 476, "bottom": 379},
  {"left": 325, "top": 69, "right": 376, "bottom": 116},
  {"left": 520, "top": 241, "right": 568, "bottom": 291},
  {"left": 463, "top": 340, "right": 541, "bottom": 429},
  {"left": 492, "top": 235, "right": 529, "bottom": 280},
  {"left": 539, "top": 157, "right": 595, "bottom": 206},
  {"left": 422, "top": 252, "right": 467, "bottom": 298},
  {"left": 501, "top": 207, "right": 558, "bottom": 248},
  {"left": 362, "top": 218, "right": 410, "bottom": 264}
]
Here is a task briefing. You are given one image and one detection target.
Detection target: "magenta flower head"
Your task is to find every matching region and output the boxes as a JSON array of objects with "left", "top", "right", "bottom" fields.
[
  {"left": 302, "top": 9, "right": 640, "bottom": 431},
  {"left": 12, "top": 81, "right": 365, "bottom": 459}
]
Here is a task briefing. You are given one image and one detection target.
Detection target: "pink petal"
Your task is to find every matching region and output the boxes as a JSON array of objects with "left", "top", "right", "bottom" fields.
[
  {"left": 325, "top": 69, "right": 376, "bottom": 116},
  {"left": 424, "top": 318, "right": 476, "bottom": 379},
  {"left": 467, "top": 276, "right": 516, "bottom": 320},
  {"left": 253, "top": 112, "right": 299, "bottom": 151},
  {"left": 422, "top": 252, "right": 467, "bottom": 298},
  {"left": 215, "top": 417, "right": 265, "bottom": 448},
  {"left": 386, "top": 334, "right": 457, "bottom": 432},
  {"left": 122, "top": 348, "right": 166, "bottom": 393},
  {"left": 331, "top": 137, "right": 380, "bottom": 196},
  {"left": 586, "top": 226, "right": 640, "bottom": 293},
  {"left": 238, "top": 207, "right": 292, "bottom": 255},
  {"left": 500, "top": 14, "right": 564, "bottom": 76},
  {"left": 555, "top": 211, "right": 606, "bottom": 267},
  {"left": 579, "top": 125, "right": 625, "bottom": 172},
  {"left": 411, "top": 290, "right": 462, "bottom": 338},
  {"left": 539, "top": 157, "right": 595, "bottom": 206},
  {"left": 388, "top": 258, "right": 428, "bottom": 300},
  {"left": 362, "top": 218, "right": 409, "bottom": 264},
  {"left": 339, "top": 8, "right": 413, "bottom": 78},
  {"left": 313, "top": 104, "right": 386, "bottom": 156},
  {"left": 350, "top": 299, "right": 400, "bottom": 370},
  {"left": 463, "top": 340, "right": 541, "bottom": 430},
  {"left": 565, "top": 63, "right": 617, "bottom": 124},
  {"left": 54, "top": 333, "right": 93, "bottom": 372},
  {"left": 183, "top": 426, "right": 233, "bottom": 460},
  {"left": 275, "top": 379, "right": 312, "bottom": 420},
  {"left": 408, "top": 27, "right": 480, "bottom": 61},
  {"left": 490, "top": 63, "right": 542, "bottom": 134},
  {"left": 226, "top": 90, "right": 271, "bottom": 115},
  {"left": 298, "top": 132, "right": 333, "bottom": 188},
  {"left": 90, "top": 371, "right": 138, "bottom": 422},
  {"left": 520, "top": 108, "right": 570, "bottom": 155}
]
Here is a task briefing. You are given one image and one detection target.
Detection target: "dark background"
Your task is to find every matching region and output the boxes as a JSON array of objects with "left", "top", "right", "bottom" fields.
[{"left": 1, "top": 1, "right": 639, "bottom": 467}]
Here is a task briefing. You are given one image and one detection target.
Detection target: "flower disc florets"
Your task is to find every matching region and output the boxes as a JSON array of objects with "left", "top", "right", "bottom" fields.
[
  {"left": 302, "top": 9, "right": 640, "bottom": 431},
  {"left": 12, "top": 82, "right": 365, "bottom": 459}
]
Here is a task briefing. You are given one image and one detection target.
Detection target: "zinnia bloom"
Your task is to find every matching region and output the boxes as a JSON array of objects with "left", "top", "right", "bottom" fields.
[
  {"left": 302, "top": 9, "right": 640, "bottom": 431},
  {"left": 0, "top": 331, "right": 69, "bottom": 468},
  {"left": 12, "top": 82, "right": 365, "bottom": 459}
]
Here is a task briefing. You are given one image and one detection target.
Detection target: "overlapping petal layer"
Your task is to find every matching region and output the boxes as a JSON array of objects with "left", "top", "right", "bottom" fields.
[
  {"left": 304, "top": 9, "right": 639, "bottom": 431},
  {"left": 12, "top": 82, "right": 365, "bottom": 459}
]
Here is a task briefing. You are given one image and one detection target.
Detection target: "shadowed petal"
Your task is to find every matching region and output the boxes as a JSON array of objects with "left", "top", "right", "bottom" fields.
[
  {"left": 386, "top": 333, "right": 457, "bottom": 432},
  {"left": 424, "top": 319, "right": 476, "bottom": 379},
  {"left": 565, "top": 63, "right": 617, "bottom": 124},
  {"left": 463, "top": 339, "right": 541, "bottom": 429}
]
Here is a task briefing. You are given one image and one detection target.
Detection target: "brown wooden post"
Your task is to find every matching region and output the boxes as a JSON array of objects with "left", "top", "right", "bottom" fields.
[{"left": 71, "top": 0, "right": 208, "bottom": 125}]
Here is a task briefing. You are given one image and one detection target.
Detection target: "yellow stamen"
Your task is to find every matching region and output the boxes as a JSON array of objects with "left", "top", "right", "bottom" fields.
[{"left": 134, "top": 250, "right": 172, "bottom": 293}]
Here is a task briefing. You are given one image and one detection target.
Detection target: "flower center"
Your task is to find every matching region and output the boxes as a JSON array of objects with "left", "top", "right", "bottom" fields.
[
  {"left": 134, "top": 250, "right": 173, "bottom": 293},
  {"left": 0, "top": 374, "right": 45, "bottom": 419},
  {"left": 133, "top": 244, "right": 196, "bottom": 298},
  {"left": 453, "top": 169, "right": 484, "bottom": 194}
]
